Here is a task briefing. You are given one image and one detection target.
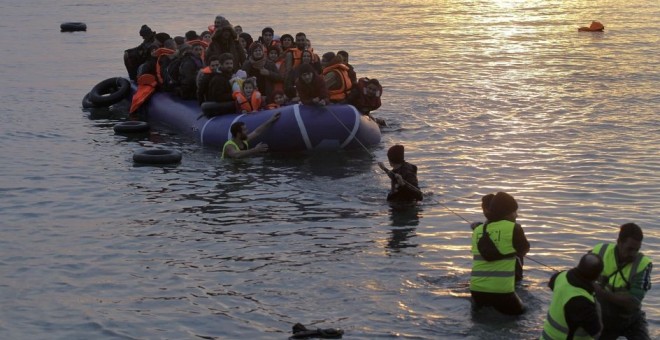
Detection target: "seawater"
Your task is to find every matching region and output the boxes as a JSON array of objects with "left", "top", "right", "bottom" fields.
[{"left": 0, "top": 0, "right": 658, "bottom": 339}]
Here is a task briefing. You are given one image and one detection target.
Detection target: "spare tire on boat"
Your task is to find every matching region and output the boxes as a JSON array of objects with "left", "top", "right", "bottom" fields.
[
  {"left": 133, "top": 148, "right": 182, "bottom": 165},
  {"left": 88, "top": 77, "right": 131, "bottom": 107},
  {"left": 113, "top": 121, "right": 149, "bottom": 133},
  {"left": 60, "top": 22, "right": 87, "bottom": 32}
]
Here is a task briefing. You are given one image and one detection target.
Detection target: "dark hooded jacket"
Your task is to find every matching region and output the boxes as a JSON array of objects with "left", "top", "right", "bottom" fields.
[
  {"left": 294, "top": 65, "right": 329, "bottom": 105},
  {"left": 206, "top": 25, "right": 245, "bottom": 73},
  {"left": 387, "top": 162, "right": 423, "bottom": 202}
]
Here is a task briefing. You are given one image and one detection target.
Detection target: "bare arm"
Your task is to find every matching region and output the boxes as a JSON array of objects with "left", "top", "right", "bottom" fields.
[
  {"left": 247, "top": 111, "right": 281, "bottom": 141},
  {"left": 224, "top": 142, "right": 268, "bottom": 159}
]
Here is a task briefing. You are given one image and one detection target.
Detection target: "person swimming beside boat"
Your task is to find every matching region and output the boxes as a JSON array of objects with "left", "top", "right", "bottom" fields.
[{"left": 221, "top": 112, "right": 281, "bottom": 159}]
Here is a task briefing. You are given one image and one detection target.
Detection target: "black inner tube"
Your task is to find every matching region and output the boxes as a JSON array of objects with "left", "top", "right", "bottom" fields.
[
  {"left": 88, "top": 77, "right": 131, "bottom": 107},
  {"left": 61, "top": 22, "right": 87, "bottom": 32}
]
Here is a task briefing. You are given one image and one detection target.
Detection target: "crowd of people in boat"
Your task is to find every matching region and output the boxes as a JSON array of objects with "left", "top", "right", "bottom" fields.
[{"left": 123, "top": 15, "right": 385, "bottom": 125}]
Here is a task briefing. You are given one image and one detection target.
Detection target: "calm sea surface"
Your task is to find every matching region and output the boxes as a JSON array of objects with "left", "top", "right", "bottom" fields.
[{"left": 1, "top": 0, "right": 658, "bottom": 339}]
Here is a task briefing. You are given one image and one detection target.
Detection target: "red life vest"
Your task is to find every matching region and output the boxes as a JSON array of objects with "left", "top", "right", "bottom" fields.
[
  {"left": 130, "top": 74, "right": 158, "bottom": 113},
  {"left": 322, "top": 63, "right": 353, "bottom": 102},
  {"left": 287, "top": 48, "right": 304, "bottom": 69},
  {"left": 154, "top": 48, "right": 176, "bottom": 85},
  {"left": 234, "top": 90, "right": 262, "bottom": 113},
  {"left": 353, "top": 77, "right": 382, "bottom": 112}
]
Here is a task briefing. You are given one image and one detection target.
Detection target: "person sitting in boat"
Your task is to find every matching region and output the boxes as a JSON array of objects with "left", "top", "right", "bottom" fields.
[
  {"left": 238, "top": 33, "right": 253, "bottom": 59},
  {"left": 197, "top": 53, "right": 234, "bottom": 107},
  {"left": 321, "top": 52, "right": 353, "bottom": 103},
  {"left": 257, "top": 27, "right": 280, "bottom": 53},
  {"left": 233, "top": 25, "right": 243, "bottom": 35},
  {"left": 336, "top": 50, "right": 357, "bottom": 86},
  {"left": 346, "top": 77, "right": 385, "bottom": 126},
  {"left": 135, "top": 43, "right": 160, "bottom": 79},
  {"left": 295, "top": 64, "right": 329, "bottom": 106},
  {"left": 221, "top": 112, "right": 281, "bottom": 159},
  {"left": 208, "top": 15, "right": 228, "bottom": 34},
  {"left": 200, "top": 31, "right": 212, "bottom": 45},
  {"left": 205, "top": 21, "right": 245, "bottom": 73},
  {"left": 382, "top": 145, "right": 423, "bottom": 203},
  {"left": 284, "top": 32, "right": 307, "bottom": 75},
  {"left": 153, "top": 39, "right": 178, "bottom": 91},
  {"left": 232, "top": 77, "right": 262, "bottom": 113},
  {"left": 176, "top": 43, "right": 205, "bottom": 100},
  {"left": 124, "top": 24, "right": 157, "bottom": 81},
  {"left": 241, "top": 43, "right": 283, "bottom": 101},
  {"left": 266, "top": 45, "right": 286, "bottom": 93},
  {"left": 185, "top": 30, "right": 199, "bottom": 44},
  {"left": 279, "top": 34, "right": 294, "bottom": 53},
  {"left": 195, "top": 55, "right": 221, "bottom": 95},
  {"left": 284, "top": 50, "right": 314, "bottom": 101},
  {"left": 304, "top": 38, "right": 323, "bottom": 74},
  {"left": 264, "top": 90, "right": 289, "bottom": 110}
]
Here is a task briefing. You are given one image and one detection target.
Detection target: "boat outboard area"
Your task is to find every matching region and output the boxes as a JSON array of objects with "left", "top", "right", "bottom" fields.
[{"left": 83, "top": 19, "right": 385, "bottom": 155}]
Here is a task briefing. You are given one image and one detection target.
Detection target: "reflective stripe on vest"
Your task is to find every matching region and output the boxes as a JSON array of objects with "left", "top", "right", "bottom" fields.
[
  {"left": 541, "top": 271, "right": 594, "bottom": 340},
  {"left": 221, "top": 139, "right": 249, "bottom": 159},
  {"left": 593, "top": 243, "right": 651, "bottom": 293},
  {"left": 470, "top": 220, "right": 517, "bottom": 293}
]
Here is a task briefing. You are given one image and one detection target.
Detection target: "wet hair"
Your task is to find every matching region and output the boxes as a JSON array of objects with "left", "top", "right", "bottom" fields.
[
  {"left": 618, "top": 223, "right": 643, "bottom": 242},
  {"left": 295, "top": 32, "right": 306, "bottom": 39},
  {"left": 230, "top": 121, "right": 246, "bottom": 138},
  {"left": 577, "top": 253, "right": 604, "bottom": 281},
  {"left": 280, "top": 34, "right": 293, "bottom": 42}
]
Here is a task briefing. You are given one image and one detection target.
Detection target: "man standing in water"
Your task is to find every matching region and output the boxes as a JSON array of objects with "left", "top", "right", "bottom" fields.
[
  {"left": 378, "top": 144, "right": 423, "bottom": 203},
  {"left": 469, "top": 191, "right": 530, "bottom": 315},
  {"left": 541, "top": 253, "right": 604, "bottom": 339},
  {"left": 591, "top": 223, "right": 652, "bottom": 339},
  {"left": 221, "top": 112, "right": 281, "bottom": 159}
]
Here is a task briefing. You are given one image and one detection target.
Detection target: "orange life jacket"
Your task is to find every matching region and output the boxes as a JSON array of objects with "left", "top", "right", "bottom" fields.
[
  {"left": 287, "top": 48, "right": 304, "bottom": 69},
  {"left": 154, "top": 48, "right": 176, "bottom": 85},
  {"left": 233, "top": 90, "right": 262, "bottom": 113},
  {"left": 578, "top": 21, "right": 604, "bottom": 32},
  {"left": 264, "top": 102, "right": 280, "bottom": 110},
  {"left": 322, "top": 63, "right": 353, "bottom": 101},
  {"left": 130, "top": 74, "right": 157, "bottom": 113}
]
